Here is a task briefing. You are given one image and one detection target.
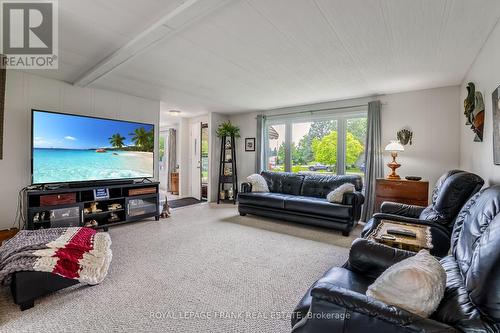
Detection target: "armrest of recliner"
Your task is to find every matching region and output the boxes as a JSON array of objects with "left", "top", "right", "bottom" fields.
[
  {"left": 347, "top": 238, "right": 415, "bottom": 278},
  {"left": 371, "top": 212, "right": 435, "bottom": 226},
  {"left": 309, "top": 282, "right": 458, "bottom": 332},
  {"left": 241, "top": 182, "right": 252, "bottom": 193},
  {"left": 380, "top": 202, "right": 426, "bottom": 218}
]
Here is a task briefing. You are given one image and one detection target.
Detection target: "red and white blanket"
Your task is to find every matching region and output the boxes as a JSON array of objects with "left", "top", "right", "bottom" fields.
[{"left": 0, "top": 227, "right": 112, "bottom": 285}]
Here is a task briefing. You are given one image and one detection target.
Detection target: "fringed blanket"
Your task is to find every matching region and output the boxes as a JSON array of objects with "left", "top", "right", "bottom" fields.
[{"left": 0, "top": 227, "right": 112, "bottom": 285}]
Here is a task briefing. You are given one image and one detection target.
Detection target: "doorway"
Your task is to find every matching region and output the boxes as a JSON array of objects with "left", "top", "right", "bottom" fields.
[
  {"left": 159, "top": 127, "right": 179, "bottom": 202},
  {"left": 189, "top": 122, "right": 209, "bottom": 201},
  {"left": 201, "top": 123, "right": 209, "bottom": 201}
]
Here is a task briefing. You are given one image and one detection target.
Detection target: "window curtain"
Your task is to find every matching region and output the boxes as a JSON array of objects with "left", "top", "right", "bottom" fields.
[
  {"left": 255, "top": 115, "right": 265, "bottom": 173},
  {"left": 361, "top": 100, "right": 383, "bottom": 221},
  {"left": 167, "top": 128, "right": 177, "bottom": 191}
]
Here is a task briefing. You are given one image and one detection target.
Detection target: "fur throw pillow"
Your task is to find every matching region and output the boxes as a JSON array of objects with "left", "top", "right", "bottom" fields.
[
  {"left": 326, "top": 183, "right": 355, "bottom": 203},
  {"left": 366, "top": 250, "right": 446, "bottom": 318},
  {"left": 246, "top": 174, "right": 269, "bottom": 192}
]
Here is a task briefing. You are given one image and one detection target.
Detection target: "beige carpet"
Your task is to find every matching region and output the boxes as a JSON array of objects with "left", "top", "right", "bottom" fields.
[{"left": 0, "top": 204, "right": 361, "bottom": 332}]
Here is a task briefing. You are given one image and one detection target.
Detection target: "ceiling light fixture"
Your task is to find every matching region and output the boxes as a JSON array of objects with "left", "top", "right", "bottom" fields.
[{"left": 168, "top": 110, "right": 181, "bottom": 116}]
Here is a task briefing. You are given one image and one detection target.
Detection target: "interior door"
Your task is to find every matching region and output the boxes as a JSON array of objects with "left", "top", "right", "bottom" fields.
[
  {"left": 190, "top": 122, "right": 202, "bottom": 200},
  {"left": 200, "top": 123, "right": 209, "bottom": 200}
]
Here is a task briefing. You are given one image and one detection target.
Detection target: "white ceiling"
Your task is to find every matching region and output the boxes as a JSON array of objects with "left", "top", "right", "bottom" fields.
[{"left": 28, "top": 0, "right": 500, "bottom": 117}]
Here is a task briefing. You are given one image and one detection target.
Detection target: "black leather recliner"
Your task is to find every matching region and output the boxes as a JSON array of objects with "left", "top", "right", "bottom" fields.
[
  {"left": 362, "top": 170, "right": 484, "bottom": 257},
  {"left": 292, "top": 186, "right": 500, "bottom": 333},
  {"left": 238, "top": 172, "right": 364, "bottom": 236}
]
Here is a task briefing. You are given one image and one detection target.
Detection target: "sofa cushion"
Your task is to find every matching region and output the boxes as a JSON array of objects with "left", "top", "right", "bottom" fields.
[
  {"left": 261, "top": 171, "right": 304, "bottom": 195},
  {"left": 366, "top": 250, "right": 446, "bottom": 318},
  {"left": 238, "top": 192, "right": 295, "bottom": 209},
  {"left": 246, "top": 174, "right": 269, "bottom": 192},
  {"left": 327, "top": 183, "right": 356, "bottom": 203},
  {"left": 300, "top": 174, "right": 363, "bottom": 198},
  {"left": 284, "top": 196, "right": 352, "bottom": 219}
]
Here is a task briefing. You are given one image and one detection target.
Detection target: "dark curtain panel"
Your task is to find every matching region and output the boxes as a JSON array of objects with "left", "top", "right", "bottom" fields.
[
  {"left": 255, "top": 115, "right": 265, "bottom": 173},
  {"left": 0, "top": 56, "right": 5, "bottom": 159},
  {"left": 361, "top": 100, "right": 383, "bottom": 221}
]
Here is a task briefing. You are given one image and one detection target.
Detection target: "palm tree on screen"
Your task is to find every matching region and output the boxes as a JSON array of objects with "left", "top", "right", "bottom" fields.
[
  {"left": 109, "top": 133, "right": 126, "bottom": 148},
  {"left": 130, "top": 128, "right": 149, "bottom": 149}
]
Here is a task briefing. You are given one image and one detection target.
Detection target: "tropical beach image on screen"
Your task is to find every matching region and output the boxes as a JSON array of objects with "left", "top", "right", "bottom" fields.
[{"left": 32, "top": 111, "right": 154, "bottom": 184}]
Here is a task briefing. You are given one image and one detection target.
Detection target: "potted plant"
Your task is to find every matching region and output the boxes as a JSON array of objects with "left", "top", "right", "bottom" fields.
[{"left": 216, "top": 121, "right": 240, "bottom": 138}]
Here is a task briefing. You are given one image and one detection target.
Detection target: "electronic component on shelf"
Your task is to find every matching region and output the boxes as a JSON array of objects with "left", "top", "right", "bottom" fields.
[{"left": 93, "top": 188, "right": 109, "bottom": 200}]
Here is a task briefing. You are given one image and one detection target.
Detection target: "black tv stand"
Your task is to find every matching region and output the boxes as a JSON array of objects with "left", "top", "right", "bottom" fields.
[{"left": 25, "top": 182, "right": 160, "bottom": 230}]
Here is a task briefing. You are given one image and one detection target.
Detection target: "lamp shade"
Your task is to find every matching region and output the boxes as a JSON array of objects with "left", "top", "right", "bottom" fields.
[{"left": 385, "top": 140, "right": 404, "bottom": 152}]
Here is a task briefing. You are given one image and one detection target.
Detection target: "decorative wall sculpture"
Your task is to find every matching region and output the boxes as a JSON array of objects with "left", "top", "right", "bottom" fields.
[
  {"left": 463, "top": 82, "right": 485, "bottom": 142},
  {"left": 397, "top": 128, "right": 413, "bottom": 146},
  {"left": 492, "top": 85, "right": 500, "bottom": 165}
]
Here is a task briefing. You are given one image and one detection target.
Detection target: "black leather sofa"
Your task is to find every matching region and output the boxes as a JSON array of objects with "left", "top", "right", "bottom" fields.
[
  {"left": 238, "top": 172, "right": 364, "bottom": 236},
  {"left": 362, "top": 170, "right": 483, "bottom": 257},
  {"left": 292, "top": 186, "right": 500, "bottom": 333}
]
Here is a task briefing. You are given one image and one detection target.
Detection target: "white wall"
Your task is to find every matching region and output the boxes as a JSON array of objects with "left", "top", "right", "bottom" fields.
[
  {"left": 1, "top": 71, "right": 160, "bottom": 230},
  {"left": 380, "top": 86, "right": 461, "bottom": 193},
  {"left": 229, "top": 86, "right": 461, "bottom": 198},
  {"left": 229, "top": 112, "right": 258, "bottom": 188},
  {"left": 460, "top": 20, "right": 500, "bottom": 185}
]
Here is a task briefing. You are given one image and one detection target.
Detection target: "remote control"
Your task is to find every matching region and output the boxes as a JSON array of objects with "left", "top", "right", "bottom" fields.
[{"left": 387, "top": 228, "right": 417, "bottom": 238}]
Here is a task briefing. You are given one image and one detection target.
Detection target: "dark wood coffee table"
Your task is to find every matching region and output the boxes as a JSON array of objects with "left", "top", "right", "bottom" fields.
[{"left": 368, "top": 220, "right": 433, "bottom": 252}]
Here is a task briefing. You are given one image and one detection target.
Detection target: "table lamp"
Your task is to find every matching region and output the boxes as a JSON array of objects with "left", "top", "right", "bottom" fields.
[{"left": 385, "top": 140, "right": 404, "bottom": 180}]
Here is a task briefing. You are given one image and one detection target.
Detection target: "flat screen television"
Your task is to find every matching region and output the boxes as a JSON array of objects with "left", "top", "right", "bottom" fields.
[{"left": 31, "top": 110, "right": 155, "bottom": 184}]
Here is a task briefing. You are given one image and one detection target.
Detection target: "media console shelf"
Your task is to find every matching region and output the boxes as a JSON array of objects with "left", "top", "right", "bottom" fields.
[{"left": 26, "top": 182, "right": 160, "bottom": 231}]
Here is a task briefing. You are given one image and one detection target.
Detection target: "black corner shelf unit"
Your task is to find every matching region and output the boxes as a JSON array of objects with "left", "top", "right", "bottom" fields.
[
  {"left": 25, "top": 182, "right": 160, "bottom": 231},
  {"left": 217, "top": 135, "right": 238, "bottom": 204}
]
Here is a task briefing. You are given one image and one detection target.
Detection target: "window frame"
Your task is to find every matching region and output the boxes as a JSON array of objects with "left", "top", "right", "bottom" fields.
[{"left": 263, "top": 107, "right": 367, "bottom": 175}]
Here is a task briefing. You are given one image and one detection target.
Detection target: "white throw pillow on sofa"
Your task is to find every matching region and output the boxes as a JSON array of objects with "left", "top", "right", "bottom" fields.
[
  {"left": 246, "top": 174, "right": 269, "bottom": 192},
  {"left": 326, "top": 183, "right": 355, "bottom": 203},
  {"left": 366, "top": 250, "right": 446, "bottom": 318}
]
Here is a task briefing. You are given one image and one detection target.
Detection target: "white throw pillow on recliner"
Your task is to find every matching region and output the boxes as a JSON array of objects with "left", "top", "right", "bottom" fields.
[
  {"left": 366, "top": 250, "right": 446, "bottom": 318},
  {"left": 326, "top": 183, "right": 355, "bottom": 203},
  {"left": 246, "top": 174, "right": 269, "bottom": 192}
]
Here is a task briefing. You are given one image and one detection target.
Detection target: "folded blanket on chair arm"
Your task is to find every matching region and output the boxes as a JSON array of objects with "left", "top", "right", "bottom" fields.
[{"left": 0, "top": 227, "right": 112, "bottom": 285}]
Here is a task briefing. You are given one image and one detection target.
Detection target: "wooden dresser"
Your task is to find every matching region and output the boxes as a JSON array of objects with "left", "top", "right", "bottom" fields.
[
  {"left": 170, "top": 172, "right": 179, "bottom": 195},
  {"left": 375, "top": 178, "right": 429, "bottom": 213}
]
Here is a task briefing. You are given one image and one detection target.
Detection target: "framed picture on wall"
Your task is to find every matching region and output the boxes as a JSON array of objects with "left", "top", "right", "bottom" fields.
[
  {"left": 493, "top": 85, "right": 500, "bottom": 164},
  {"left": 245, "top": 138, "right": 255, "bottom": 152}
]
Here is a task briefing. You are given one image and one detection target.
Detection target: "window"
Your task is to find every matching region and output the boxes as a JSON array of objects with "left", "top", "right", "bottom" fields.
[
  {"left": 346, "top": 118, "right": 367, "bottom": 176},
  {"left": 264, "top": 108, "right": 367, "bottom": 177},
  {"left": 291, "top": 120, "right": 338, "bottom": 173},
  {"left": 266, "top": 123, "right": 285, "bottom": 172}
]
